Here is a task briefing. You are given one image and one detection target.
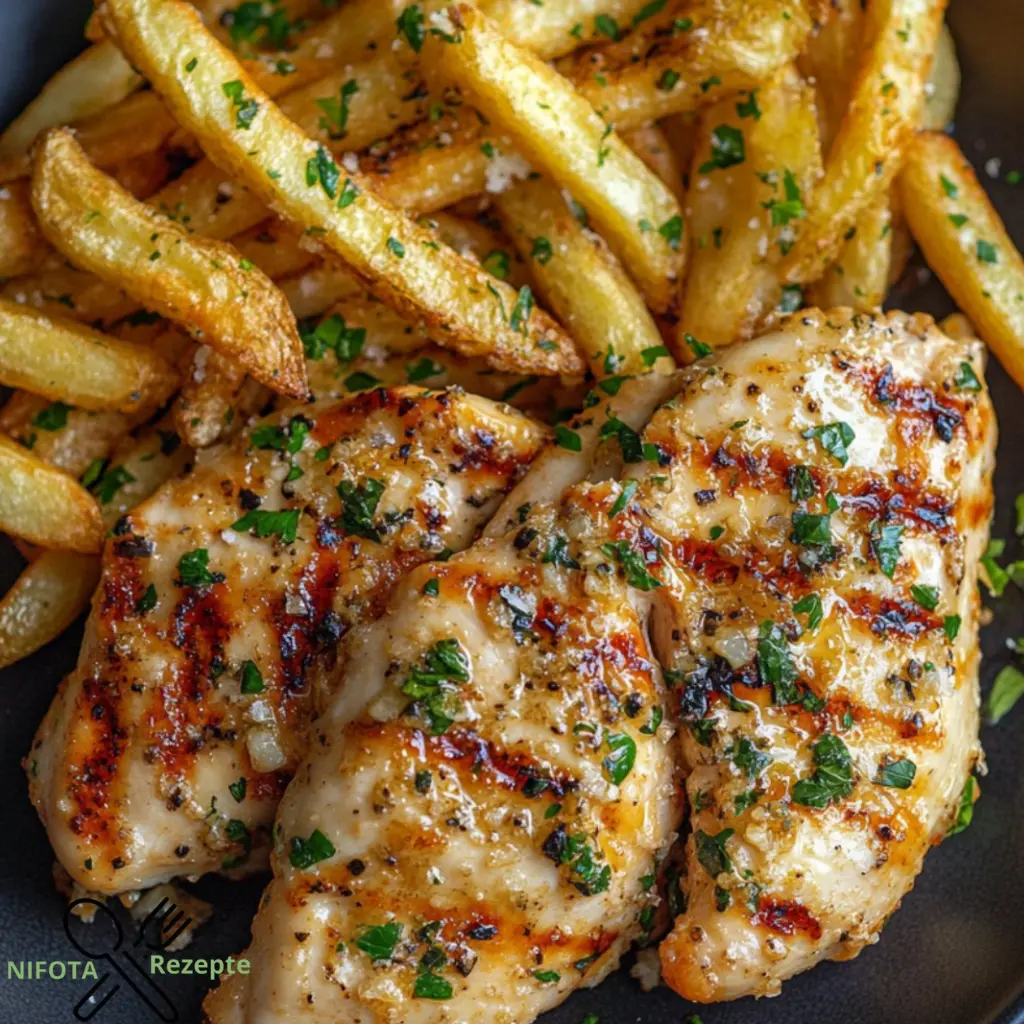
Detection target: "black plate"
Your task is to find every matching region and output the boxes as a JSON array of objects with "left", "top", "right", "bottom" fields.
[{"left": 0, "top": 2, "right": 1021, "bottom": 1022}]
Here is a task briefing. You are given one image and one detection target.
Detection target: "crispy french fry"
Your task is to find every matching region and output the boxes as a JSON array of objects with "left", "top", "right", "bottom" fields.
[
  {"left": 923, "top": 23, "right": 960, "bottom": 130},
  {"left": 899, "top": 131, "right": 1024, "bottom": 389},
  {"left": 0, "top": 393, "right": 130, "bottom": 477},
  {"left": 0, "top": 299, "right": 178, "bottom": 415},
  {"left": 420, "top": 210, "right": 532, "bottom": 289},
  {"left": 0, "top": 416, "right": 193, "bottom": 668},
  {"left": 798, "top": 0, "right": 864, "bottom": 151},
  {"left": 679, "top": 67, "right": 821, "bottom": 352},
  {"left": 0, "top": 181, "right": 48, "bottom": 278},
  {"left": 232, "top": 220, "right": 319, "bottom": 280},
  {"left": 278, "top": 262, "right": 363, "bottom": 318},
  {"left": 173, "top": 347, "right": 250, "bottom": 448},
  {"left": 496, "top": 175, "right": 669, "bottom": 375},
  {"left": 0, "top": 41, "right": 142, "bottom": 160},
  {"left": 0, "top": 551, "right": 101, "bottom": 670},
  {"left": 100, "top": 0, "right": 584, "bottom": 377},
  {"left": 1, "top": 263, "right": 135, "bottom": 328},
  {"left": 780, "top": 0, "right": 947, "bottom": 285},
  {"left": 31, "top": 129, "right": 308, "bottom": 398},
  {"left": 427, "top": 3, "right": 683, "bottom": 311},
  {"left": 0, "top": 434, "right": 104, "bottom": 552},
  {"left": 622, "top": 122, "right": 687, "bottom": 204},
  {"left": 808, "top": 193, "right": 892, "bottom": 312},
  {"left": 573, "top": 0, "right": 813, "bottom": 127}
]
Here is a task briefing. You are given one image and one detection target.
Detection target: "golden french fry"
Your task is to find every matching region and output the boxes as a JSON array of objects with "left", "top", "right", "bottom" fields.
[
  {"left": 0, "top": 551, "right": 101, "bottom": 670},
  {"left": 173, "top": 348, "right": 250, "bottom": 448},
  {"left": 232, "top": 220, "right": 319, "bottom": 280},
  {"left": 100, "top": 0, "right": 584, "bottom": 377},
  {"left": 496, "top": 175, "right": 669, "bottom": 375},
  {"left": 278, "top": 262, "right": 363, "bottom": 319},
  {"left": 781, "top": 0, "right": 947, "bottom": 285},
  {"left": 0, "top": 392, "right": 129, "bottom": 477},
  {"left": 0, "top": 181, "right": 49, "bottom": 278},
  {"left": 923, "top": 23, "right": 960, "bottom": 131},
  {"left": 899, "top": 130, "right": 1024, "bottom": 390},
  {"left": 0, "top": 263, "right": 135, "bottom": 328},
  {"left": 0, "top": 299, "right": 179, "bottom": 415},
  {"left": 622, "top": 122, "right": 686, "bottom": 204},
  {"left": 798, "top": 0, "right": 864, "bottom": 150},
  {"left": 419, "top": 211, "right": 532, "bottom": 289},
  {"left": 31, "top": 129, "right": 308, "bottom": 398},
  {"left": 0, "top": 434, "right": 104, "bottom": 552},
  {"left": 573, "top": 0, "right": 813, "bottom": 126},
  {"left": 808, "top": 194, "right": 892, "bottom": 312},
  {"left": 679, "top": 67, "right": 821, "bottom": 352},
  {"left": 426, "top": 3, "right": 683, "bottom": 311},
  {"left": 0, "top": 41, "right": 142, "bottom": 160}
]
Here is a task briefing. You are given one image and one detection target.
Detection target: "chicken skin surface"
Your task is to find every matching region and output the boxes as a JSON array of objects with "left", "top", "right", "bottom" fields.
[{"left": 28, "top": 386, "right": 548, "bottom": 894}]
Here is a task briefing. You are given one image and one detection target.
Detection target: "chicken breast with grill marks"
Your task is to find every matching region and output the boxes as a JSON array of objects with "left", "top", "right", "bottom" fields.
[
  {"left": 28, "top": 386, "right": 548, "bottom": 895},
  {"left": 205, "top": 309, "right": 994, "bottom": 1020},
  {"left": 635, "top": 310, "right": 995, "bottom": 1001}
]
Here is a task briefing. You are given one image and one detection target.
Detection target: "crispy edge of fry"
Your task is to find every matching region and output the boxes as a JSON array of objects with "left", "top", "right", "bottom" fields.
[
  {"left": 0, "top": 40, "right": 143, "bottom": 160},
  {"left": 0, "top": 550, "right": 101, "bottom": 670},
  {"left": 427, "top": 3, "right": 683, "bottom": 312},
  {"left": 899, "top": 130, "right": 1024, "bottom": 390},
  {"left": 678, "top": 67, "right": 822, "bottom": 352},
  {"left": 0, "top": 180, "right": 49, "bottom": 278},
  {"left": 31, "top": 129, "right": 309, "bottom": 399},
  {"left": 807, "top": 193, "right": 892, "bottom": 312},
  {"left": 0, "top": 433, "right": 104, "bottom": 552},
  {"left": 100, "top": 0, "right": 585, "bottom": 377},
  {"left": 780, "top": 0, "right": 947, "bottom": 285},
  {"left": 173, "top": 347, "right": 250, "bottom": 448},
  {"left": 922, "top": 22, "right": 960, "bottom": 131},
  {"left": 0, "top": 298, "right": 179, "bottom": 415},
  {"left": 495, "top": 175, "right": 670, "bottom": 376}
]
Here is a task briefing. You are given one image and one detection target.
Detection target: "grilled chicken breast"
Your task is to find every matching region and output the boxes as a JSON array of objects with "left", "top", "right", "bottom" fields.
[
  {"left": 204, "top": 483, "right": 681, "bottom": 1023},
  {"left": 641, "top": 310, "right": 995, "bottom": 1001},
  {"left": 28, "top": 386, "right": 547, "bottom": 895},
  {"left": 206, "top": 309, "right": 993, "bottom": 1021}
]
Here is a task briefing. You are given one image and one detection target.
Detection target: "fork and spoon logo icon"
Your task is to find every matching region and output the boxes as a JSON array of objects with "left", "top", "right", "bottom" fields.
[{"left": 63, "top": 896, "right": 190, "bottom": 1022}]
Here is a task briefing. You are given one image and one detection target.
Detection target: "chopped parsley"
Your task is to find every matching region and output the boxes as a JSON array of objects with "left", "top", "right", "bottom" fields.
[
  {"left": 791, "top": 733, "right": 853, "bottom": 808},
  {"left": 396, "top": 4, "right": 426, "bottom": 50},
  {"left": 758, "top": 620, "right": 798, "bottom": 704},
  {"left": 870, "top": 521, "right": 904, "bottom": 579},
  {"left": 231, "top": 508, "right": 300, "bottom": 543},
  {"left": 316, "top": 79, "right": 359, "bottom": 138},
  {"left": 695, "top": 828, "right": 734, "bottom": 878},
  {"left": 600, "top": 541, "right": 661, "bottom": 590},
  {"left": 875, "top": 758, "right": 916, "bottom": 789},
  {"left": 337, "top": 478, "right": 385, "bottom": 541},
  {"left": 289, "top": 828, "right": 336, "bottom": 869},
  {"left": 802, "top": 421, "right": 855, "bottom": 465},
  {"left": 603, "top": 732, "right": 637, "bottom": 785},
  {"left": 32, "top": 401, "right": 70, "bottom": 431},
  {"left": 177, "top": 548, "right": 223, "bottom": 589},
  {"left": 698, "top": 125, "right": 745, "bottom": 173},
  {"left": 401, "top": 638, "right": 471, "bottom": 734},
  {"left": 793, "top": 593, "right": 823, "bottom": 629},
  {"left": 987, "top": 664, "right": 1024, "bottom": 724}
]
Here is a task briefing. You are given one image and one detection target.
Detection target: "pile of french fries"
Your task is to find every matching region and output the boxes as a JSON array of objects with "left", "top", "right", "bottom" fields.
[{"left": 0, "top": 0, "right": 1018, "bottom": 670}]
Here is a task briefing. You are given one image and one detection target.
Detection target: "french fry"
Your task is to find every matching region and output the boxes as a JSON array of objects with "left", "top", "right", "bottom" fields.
[
  {"left": 31, "top": 129, "right": 309, "bottom": 398},
  {"left": 0, "top": 419, "right": 194, "bottom": 669},
  {"left": 278, "top": 262, "right": 363, "bottom": 319},
  {"left": 419, "top": 210, "right": 532, "bottom": 289},
  {"left": 1, "top": 263, "right": 135, "bottom": 329},
  {"left": 232, "top": 220, "right": 319, "bottom": 280},
  {"left": 679, "top": 67, "right": 821, "bottom": 352},
  {"left": 780, "top": 0, "right": 947, "bottom": 286},
  {"left": 426, "top": 3, "right": 683, "bottom": 312},
  {"left": 808, "top": 193, "right": 892, "bottom": 312},
  {"left": 0, "top": 393, "right": 130, "bottom": 478},
  {"left": 99, "top": 0, "right": 584, "bottom": 377},
  {"left": 0, "top": 41, "right": 142, "bottom": 161},
  {"left": 899, "top": 131, "right": 1024, "bottom": 390},
  {"left": 923, "top": 23, "right": 960, "bottom": 131},
  {"left": 797, "top": 0, "right": 864, "bottom": 151},
  {"left": 173, "top": 348, "right": 250, "bottom": 448},
  {"left": 622, "top": 122, "right": 686, "bottom": 204},
  {"left": 572, "top": 0, "right": 813, "bottom": 127},
  {"left": 0, "top": 181, "right": 49, "bottom": 278},
  {"left": 0, "top": 300, "right": 179, "bottom": 415},
  {"left": 496, "top": 175, "right": 669, "bottom": 375},
  {"left": 0, "top": 551, "right": 101, "bottom": 670},
  {"left": 0, "top": 434, "right": 104, "bottom": 552}
]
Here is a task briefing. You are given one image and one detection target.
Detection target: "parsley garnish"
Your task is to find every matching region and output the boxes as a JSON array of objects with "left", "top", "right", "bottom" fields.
[
  {"left": 802, "top": 421, "right": 855, "bottom": 465},
  {"left": 401, "top": 638, "right": 471, "bottom": 735},
  {"left": 177, "top": 549, "right": 223, "bottom": 589},
  {"left": 240, "top": 660, "right": 264, "bottom": 694},
  {"left": 698, "top": 125, "right": 745, "bottom": 173},
  {"left": 876, "top": 758, "right": 916, "bottom": 789},
  {"left": 337, "top": 478, "right": 385, "bottom": 541},
  {"left": 600, "top": 541, "right": 661, "bottom": 590},
  {"left": 232, "top": 508, "right": 300, "bottom": 543},
  {"left": 289, "top": 828, "right": 336, "bottom": 869},
  {"left": 791, "top": 733, "right": 853, "bottom": 808},
  {"left": 758, "top": 621, "right": 798, "bottom": 704}
]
